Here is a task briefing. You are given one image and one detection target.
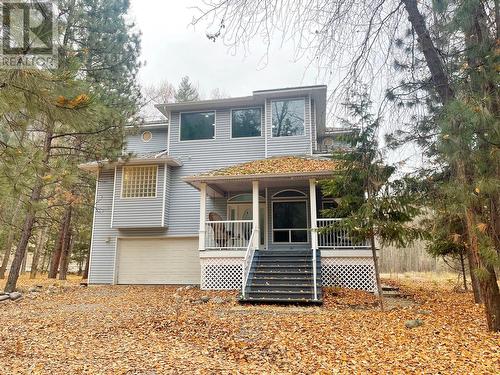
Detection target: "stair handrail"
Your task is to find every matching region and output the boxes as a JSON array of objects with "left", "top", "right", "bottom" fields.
[
  {"left": 241, "top": 228, "right": 257, "bottom": 299},
  {"left": 312, "top": 247, "right": 318, "bottom": 301}
]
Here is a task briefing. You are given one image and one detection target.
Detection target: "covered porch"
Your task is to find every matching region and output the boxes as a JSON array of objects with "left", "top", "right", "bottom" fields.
[
  {"left": 184, "top": 156, "right": 367, "bottom": 253},
  {"left": 183, "top": 156, "right": 376, "bottom": 293}
]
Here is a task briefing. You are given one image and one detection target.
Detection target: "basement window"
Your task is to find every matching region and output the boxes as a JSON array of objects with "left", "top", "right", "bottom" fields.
[{"left": 122, "top": 165, "right": 158, "bottom": 198}]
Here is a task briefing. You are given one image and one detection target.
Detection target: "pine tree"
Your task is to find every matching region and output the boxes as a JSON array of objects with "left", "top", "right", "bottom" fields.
[
  {"left": 321, "top": 89, "right": 425, "bottom": 309},
  {"left": 175, "top": 76, "right": 200, "bottom": 102}
]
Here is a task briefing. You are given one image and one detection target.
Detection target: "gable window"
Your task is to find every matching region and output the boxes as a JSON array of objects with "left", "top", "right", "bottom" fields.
[
  {"left": 141, "top": 131, "right": 152, "bottom": 142},
  {"left": 231, "top": 108, "right": 262, "bottom": 138},
  {"left": 271, "top": 99, "right": 305, "bottom": 137},
  {"left": 122, "top": 165, "right": 157, "bottom": 198},
  {"left": 180, "top": 111, "right": 215, "bottom": 141}
]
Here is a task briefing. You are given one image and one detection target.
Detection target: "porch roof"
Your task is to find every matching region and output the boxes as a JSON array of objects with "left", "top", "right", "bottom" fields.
[
  {"left": 78, "top": 150, "right": 183, "bottom": 173},
  {"left": 183, "top": 156, "right": 340, "bottom": 194}
]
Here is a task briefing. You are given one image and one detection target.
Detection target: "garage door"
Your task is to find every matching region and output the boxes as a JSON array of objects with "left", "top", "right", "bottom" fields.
[{"left": 116, "top": 238, "right": 200, "bottom": 284}]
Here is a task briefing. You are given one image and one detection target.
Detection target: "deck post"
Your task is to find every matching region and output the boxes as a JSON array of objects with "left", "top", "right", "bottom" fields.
[
  {"left": 199, "top": 182, "right": 207, "bottom": 251},
  {"left": 309, "top": 179, "right": 318, "bottom": 251},
  {"left": 309, "top": 178, "right": 318, "bottom": 300},
  {"left": 252, "top": 180, "right": 260, "bottom": 249}
]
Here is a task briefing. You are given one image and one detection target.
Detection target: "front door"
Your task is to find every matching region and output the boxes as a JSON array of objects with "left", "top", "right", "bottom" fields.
[{"left": 228, "top": 203, "right": 266, "bottom": 248}]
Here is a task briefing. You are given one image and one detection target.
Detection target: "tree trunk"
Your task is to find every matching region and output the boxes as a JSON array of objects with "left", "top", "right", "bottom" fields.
[
  {"left": 459, "top": 252, "right": 467, "bottom": 291},
  {"left": 401, "top": 0, "right": 455, "bottom": 103},
  {"left": 48, "top": 206, "right": 72, "bottom": 278},
  {"left": 30, "top": 227, "right": 48, "bottom": 279},
  {"left": 20, "top": 249, "right": 28, "bottom": 275},
  {"left": 4, "top": 130, "right": 52, "bottom": 293},
  {"left": 82, "top": 248, "right": 90, "bottom": 280},
  {"left": 467, "top": 248, "right": 482, "bottom": 303},
  {"left": 4, "top": 186, "right": 42, "bottom": 292},
  {"left": 370, "top": 233, "right": 384, "bottom": 311},
  {"left": 40, "top": 245, "right": 48, "bottom": 274},
  {"left": 465, "top": 210, "right": 500, "bottom": 331},
  {"left": 58, "top": 226, "right": 73, "bottom": 280},
  {"left": 403, "top": 0, "right": 500, "bottom": 332},
  {"left": 0, "top": 199, "right": 22, "bottom": 279}
]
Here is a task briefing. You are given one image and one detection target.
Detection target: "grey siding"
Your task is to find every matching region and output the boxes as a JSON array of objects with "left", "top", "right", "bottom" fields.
[
  {"left": 166, "top": 109, "right": 265, "bottom": 235},
  {"left": 125, "top": 128, "right": 168, "bottom": 154},
  {"left": 89, "top": 170, "right": 117, "bottom": 284},
  {"left": 266, "top": 96, "right": 312, "bottom": 157},
  {"left": 112, "top": 165, "right": 166, "bottom": 228},
  {"left": 311, "top": 98, "right": 317, "bottom": 152}
]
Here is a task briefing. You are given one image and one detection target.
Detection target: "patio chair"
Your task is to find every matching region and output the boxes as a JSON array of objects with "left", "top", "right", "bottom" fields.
[{"left": 208, "top": 212, "right": 232, "bottom": 248}]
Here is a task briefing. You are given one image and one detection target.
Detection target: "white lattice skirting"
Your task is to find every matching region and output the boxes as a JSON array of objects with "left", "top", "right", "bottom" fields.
[
  {"left": 201, "top": 256, "right": 377, "bottom": 292},
  {"left": 321, "top": 257, "right": 377, "bottom": 292},
  {"left": 200, "top": 258, "right": 244, "bottom": 290}
]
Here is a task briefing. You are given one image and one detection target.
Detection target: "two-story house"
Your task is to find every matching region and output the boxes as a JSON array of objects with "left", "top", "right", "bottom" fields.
[{"left": 80, "top": 85, "right": 377, "bottom": 303}]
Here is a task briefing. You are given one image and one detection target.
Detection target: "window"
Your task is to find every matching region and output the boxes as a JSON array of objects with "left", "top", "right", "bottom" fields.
[
  {"left": 322, "top": 199, "right": 338, "bottom": 211},
  {"left": 231, "top": 108, "right": 261, "bottom": 138},
  {"left": 180, "top": 111, "right": 215, "bottom": 141},
  {"left": 122, "top": 165, "right": 157, "bottom": 198},
  {"left": 272, "top": 190, "right": 306, "bottom": 199},
  {"left": 272, "top": 201, "right": 308, "bottom": 243},
  {"left": 271, "top": 99, "right": 305, "bottom": 137},
  {"left": 141, "top": 131, "right": 152, "bottom": 142}
]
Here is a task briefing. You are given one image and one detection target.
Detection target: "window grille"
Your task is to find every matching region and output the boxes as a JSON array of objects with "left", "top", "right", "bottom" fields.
[{"left": 122, "top": 165, "right": 157, "bottom": 198}]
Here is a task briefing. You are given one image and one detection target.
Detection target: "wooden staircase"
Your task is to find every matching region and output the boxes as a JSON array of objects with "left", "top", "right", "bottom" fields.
[{"left": 239, "top": 249, "right": 323, "bottom": 304}]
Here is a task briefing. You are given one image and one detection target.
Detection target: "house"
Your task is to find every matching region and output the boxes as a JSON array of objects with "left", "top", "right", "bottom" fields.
[{"left": 80, "top": 85, "right": 377, "bottom": 303}]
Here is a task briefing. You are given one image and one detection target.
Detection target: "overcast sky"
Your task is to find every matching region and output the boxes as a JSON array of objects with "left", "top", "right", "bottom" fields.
[
  {"left": 129, "top": 1, "right": 423, "bottom": 170},
  {"left": 130, "top": 1, "right": 320, "bottom": 99}
]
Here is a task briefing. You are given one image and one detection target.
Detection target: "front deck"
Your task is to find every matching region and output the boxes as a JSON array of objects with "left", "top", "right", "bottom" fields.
[{"left": 184, "top": 156, "right": 378, "bottom": 297}]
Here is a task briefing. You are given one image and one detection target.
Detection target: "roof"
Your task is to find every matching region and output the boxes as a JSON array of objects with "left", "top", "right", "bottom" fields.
[
  {"left": 78, "top": 150, "right": 182, "bottom": 172},
  {"left": 184, "top": 156, "right": 340, "bottom": 182}
]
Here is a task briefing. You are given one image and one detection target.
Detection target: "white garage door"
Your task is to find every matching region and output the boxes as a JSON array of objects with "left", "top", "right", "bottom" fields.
[{"left": 116, "top": 238, "right": 200, "bottom": 284}]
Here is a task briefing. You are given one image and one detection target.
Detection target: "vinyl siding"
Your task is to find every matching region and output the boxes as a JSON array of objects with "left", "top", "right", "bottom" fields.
[
  {"left": 88, "top": 170, "right": 117, "bottom": 284},
  {"left": 89, "top": 98, "right": 320, "bottom": 283},
  {"left": 311, "top": 98, "right": 317, "bottom": 152},
  {"left": 166, "top": 109, "right": 265, "bottom": 235},
  {"left": 125, "top": 128, "right": 168, "bottom": 154},
  {"left": 112, "top": 165, "right": 166, "bottom": 228}
]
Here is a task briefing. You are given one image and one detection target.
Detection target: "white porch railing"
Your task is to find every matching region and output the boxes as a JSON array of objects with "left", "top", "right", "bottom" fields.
[
  {"left": 317, "top": 218, "right": 370, "bottom": 249},
  {"left": 205, "top": 220, "right": 253, "bottom": 250},
  {"left": 241, "top": 229, "right": 257, "bottom": 298}
]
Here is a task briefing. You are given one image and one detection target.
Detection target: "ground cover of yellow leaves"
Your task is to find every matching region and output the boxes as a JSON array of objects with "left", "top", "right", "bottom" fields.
[
  {"left": 0, "top": 276, "right": 498, "bottom": 374},
  {"left": 195, "top": 156, "right": 341, "bottom": 177}
]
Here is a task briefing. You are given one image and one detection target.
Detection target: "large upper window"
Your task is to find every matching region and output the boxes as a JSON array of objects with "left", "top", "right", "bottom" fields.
[
  {"left": 180, "top": 111, "right": 215, "bottom": 141},
  {"left": 122, "top": 165, "right": 157, "bottom": 198},
  {"left": 271, "top": 99, "right": 305, "bottom": 137},
  {"left": 231, "top": 108, "right": 262, "bottom": 138}
]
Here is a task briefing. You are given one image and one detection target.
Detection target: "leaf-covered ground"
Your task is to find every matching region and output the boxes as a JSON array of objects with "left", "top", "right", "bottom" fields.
[{"left": 0, "top": 276, "right": 498, "bottom": 374}]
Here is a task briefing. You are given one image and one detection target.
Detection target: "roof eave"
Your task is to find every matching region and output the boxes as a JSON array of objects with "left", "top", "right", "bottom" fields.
[
  {"left": 183, "top": 170, "right": 335, "bottom": 187},
  {"left": 78, "top": 156, "right": 183, "bottom": 173}
]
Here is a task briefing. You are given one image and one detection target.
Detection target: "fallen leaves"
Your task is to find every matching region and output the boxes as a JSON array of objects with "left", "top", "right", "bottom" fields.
[
  {"left": 193, "top": 156, "right": 341, "bottom": 178},
  {"left": 0, "top": 276, "right": 498, "bottom": 374}
]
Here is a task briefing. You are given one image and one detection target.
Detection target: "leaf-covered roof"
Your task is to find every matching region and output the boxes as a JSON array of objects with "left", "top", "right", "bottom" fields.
[{"left": 192, "top": 156, "right": 340, "bottom": 178}]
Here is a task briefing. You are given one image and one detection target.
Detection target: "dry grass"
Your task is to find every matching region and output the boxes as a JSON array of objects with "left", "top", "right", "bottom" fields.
[{"left": 0, "top": 275, "right": 498, "bottom": 374}]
